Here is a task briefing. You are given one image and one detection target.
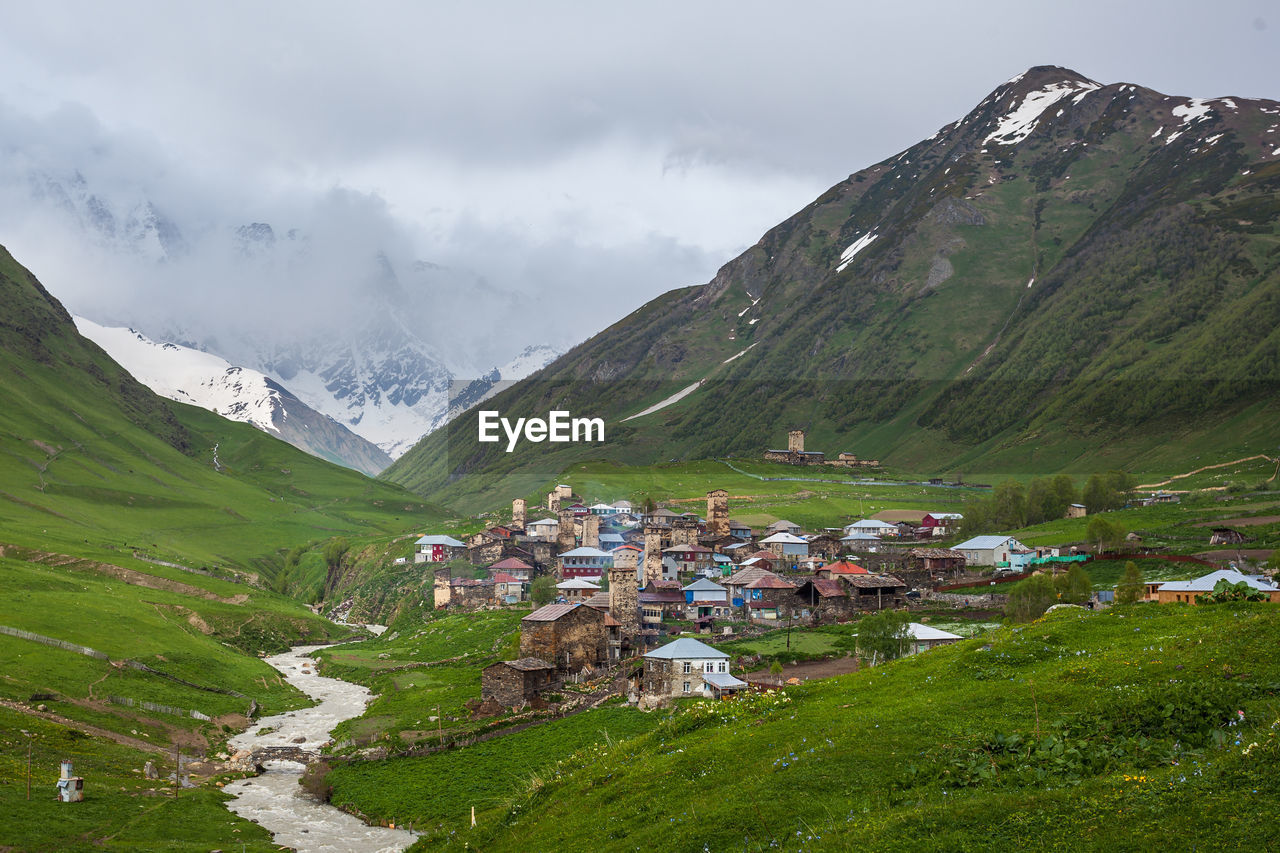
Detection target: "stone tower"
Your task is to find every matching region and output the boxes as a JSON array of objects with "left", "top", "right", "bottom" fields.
[
  {"left": 671, "top": 517, "right": 699, "bottom": 548},
  {"left": 512, "top": 498, "right": 526, "bottom": 531},
  {"left": 643, "top": 523, "right": 666, "bottom": 584},
  {"left": 547, "top": 492, "right": 561, "bottom": 512},
  {"left": 609, "top": 563, "right": 639, "bottom": 634},
  {"left": 580, "top": 514, "right": 600, "bottom": 549},
  {"left": 706, "top": 489, "right": 729, "bottom": 537},
  {"left": 788, "top": 430, "right": 805, "bottom": 453},
  {"left": 556, "top": 509, "right": 577, "bottom": 554}
]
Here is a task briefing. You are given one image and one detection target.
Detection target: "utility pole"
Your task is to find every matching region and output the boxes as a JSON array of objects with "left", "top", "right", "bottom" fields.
[{"left": 24, "top": 731, "right": 32, "bottom": 800}]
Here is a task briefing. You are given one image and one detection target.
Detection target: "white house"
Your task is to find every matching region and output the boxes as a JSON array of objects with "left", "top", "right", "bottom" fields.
[
  {"left": 954, "top": 535, "right": 1029, "bottom": 567},
  {"left": 844, "top": 519, "right": 898, "bottom": 538},
  {"left": 760, "top": 532, "right": 809, "bottom": 560},
  {"left": 905, "top": 623, "right": 963, "bottom": 655},
  {"left": 683, "top": 578, "right": 731, "bottom": 619},
  {"left": 526, "top": 517, "right": 559, "bottom": 540},
  {"left": 641, "top": 637, "right": 747, "bottom": 700},
  {"left": 414, "top": 534, "right": 466, "bottom": 564}
]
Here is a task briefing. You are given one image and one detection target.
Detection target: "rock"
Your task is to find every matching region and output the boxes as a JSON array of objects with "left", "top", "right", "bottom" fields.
[
  {"left": 292, "top": 736, "right": 307, "bottom": 744},
  {"left": 144, "top": 761, "right": 159, "bottom": 779}
]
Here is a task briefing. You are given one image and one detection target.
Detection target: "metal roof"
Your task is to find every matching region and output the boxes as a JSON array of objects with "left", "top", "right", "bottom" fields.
[
  {"left": 643, "top": 637, "right": 729, "bottom": 660},
  {"left": 415, "top": 534, "right": 465, "bottom": 547}
]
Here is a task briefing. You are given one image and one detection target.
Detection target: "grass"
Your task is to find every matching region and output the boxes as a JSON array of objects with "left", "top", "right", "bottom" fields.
[
  {"left": 315, "top": 611, "right": 526, "bottom": 749},
  {"left": 431, "top": 604, "right": 1280, "bottom": 851},
  {"left": 323, "top": 705, "right": 662, "bottom": 844},
  {"left": 0, "top": 706, "right": 281, "bottom": 851}
]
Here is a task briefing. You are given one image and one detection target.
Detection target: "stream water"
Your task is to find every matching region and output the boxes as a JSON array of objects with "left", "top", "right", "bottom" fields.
[{"left": 223, "top": 644, "right": 416, "bottom": 852}]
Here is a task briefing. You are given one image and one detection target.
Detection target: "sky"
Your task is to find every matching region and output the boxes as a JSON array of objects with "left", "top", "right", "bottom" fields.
[{"left": 0, "top": 0, "right": 1276, "bottom": 366}]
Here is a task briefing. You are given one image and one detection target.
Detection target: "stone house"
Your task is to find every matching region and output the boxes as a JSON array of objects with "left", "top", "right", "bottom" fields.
[
  {"left": 840, "top": 573, "right": 908, "bottom": 610},
  {"left": 663, "top": 543, "right": 716, "bottom": 576},
  {"left": 491, "top": 571, "right": 527, "bottom": 603},
  {"left": 558, "top": 546, "right": 613, "bottom": 581},
  {"left": 765, "top": 519, "right": 803, "bottom": 537},
  {"left": 449, "top": 577, "right": 496, "bottom": 610},
  {"left": 489, "top": 557, "right": 534, "bottom": 582},
  {"left": 728, "top": 519, "right": 754, "bottom": 540},
  {"left": 641, "top": 637, "right": 747, "bottom": 701},
  {"left": 481, "top": 658, "right": 558, "bottom": 707},
  {"left": 526, "top": 517, "right": 559, "bottom": 541},
  {"left": 520, "top": 603, "right": 611, "bottom": 672},
  {"left": 760, "top": 532, "right": 809, "bottom": 564},
  {"left": 744, "top": 573, "right": 798, "bottom": 621},
  {"left": 794, "top": 578, "right": 855, "bottom": 621},
  {"left": 906, "top": 548, "right": 967, "bottom": 578},
  {"left": 638, "top": 580, "right": 686, "bottom": 626}
]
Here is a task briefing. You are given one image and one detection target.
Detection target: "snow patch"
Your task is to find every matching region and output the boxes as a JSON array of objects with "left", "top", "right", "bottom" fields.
[
  {"left": 622, "top": 380, "right": 704, "bottom": 422},
  {"left": 722, "top": 343, "right": 759, "bottom": 365},
  {"left": 737, "top": 297, "right": 760, "bottom": 318},
  {"left": 984, "top": 79, "right": 1101, "bottom": 146},
  {"left": 1026, "top": 277, "right": 1035, "bottom": 289},
  {"left": 835, "top": 232, "right": 878, "bottom": 273},
  {"left": 74, "top": 316, "right": 283, "bottom": 434}
]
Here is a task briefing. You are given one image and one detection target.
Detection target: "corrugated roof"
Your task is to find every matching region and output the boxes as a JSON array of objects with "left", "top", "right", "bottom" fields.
[
  {"left": 760, "top": 532, "right": 807, "bottom": 544},
  {"left": 841, "top": 573, "right": 907, "bottom": 589},
  {"left": 1158, "top": 569, "right": 1277, "bottom": 593},
  {"left": 907, "top": 623, "right": 962, "bottom": 641},
  {"left": 416, "top": 534, "right": 465, "bottom": 547},
  {"left": 746, "top": 574, "right": 796, "bottom": 590},
  {"left": 683, "top": 578, "right": 727, "bottom": 592},
  {"left": 643, "top": 637, "right": 729, "bottom": 660},
  {"left": 800, "top": 578, "right": 847, "bottom": 598},
  {"left": 560, "top": 547, "right": 612, "bottom": 558},
  {"left": 703, "top": 671, "right": 748, "bottom": 689},
  {"left": 955, "top": 535, "right": 1020, "bottom": 550},
  {"left": 825, "top": 560, "right": 868, "bottom": 574},
  {"left": 523, "top": 603, "right": 600, "bottom": 622},
  {"left": 489, "top": 557, "right": 533, "bottom": 571},
  {"left": 499, "top": 657, "right": 555, "bottom": 671}
]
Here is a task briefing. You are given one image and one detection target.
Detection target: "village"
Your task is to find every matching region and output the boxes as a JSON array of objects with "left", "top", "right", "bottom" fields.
[{"left": 407, "top": 432, "right": 1280, "bottom": 715}]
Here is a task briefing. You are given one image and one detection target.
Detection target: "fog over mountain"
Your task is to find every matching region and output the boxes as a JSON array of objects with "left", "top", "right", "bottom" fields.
[{"left": 0, "top": 2, "right": 1273, "bottom": 457}]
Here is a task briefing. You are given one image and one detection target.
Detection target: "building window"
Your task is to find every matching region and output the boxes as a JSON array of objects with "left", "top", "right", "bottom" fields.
[
  {"left": 683, "top": 681, "right": 691, "bottom": 693},
  {"left": 719, "top": 661, "right": 727, "bottom": 673},
  {"left": 683, "top": 661, "right": 692, "bottom": 674}
]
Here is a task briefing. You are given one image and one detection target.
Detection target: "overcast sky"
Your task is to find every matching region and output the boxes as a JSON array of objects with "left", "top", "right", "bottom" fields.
[{"left": 0, "top": 1, "right": 1276, "bottom": 363}]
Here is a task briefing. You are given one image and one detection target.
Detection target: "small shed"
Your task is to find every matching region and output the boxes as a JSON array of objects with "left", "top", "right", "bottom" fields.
[{"left": 481, "top": 658, "right": 559, "bottom": 707}]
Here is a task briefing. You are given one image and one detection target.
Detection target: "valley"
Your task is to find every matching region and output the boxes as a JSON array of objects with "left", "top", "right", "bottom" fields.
[{"left": 1, "top": 59, "right": 1279, "bottom": 853}]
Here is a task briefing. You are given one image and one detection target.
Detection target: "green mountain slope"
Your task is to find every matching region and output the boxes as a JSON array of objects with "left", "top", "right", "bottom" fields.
[
  {"left": 384, "top": 67, "right": 1280, "bottom": 509},
  {"left": 0, "top": 244, "right": 449, "bottom": 577},
  {"left": 0, "top": 243, "right": 465, "bottom": 847}
]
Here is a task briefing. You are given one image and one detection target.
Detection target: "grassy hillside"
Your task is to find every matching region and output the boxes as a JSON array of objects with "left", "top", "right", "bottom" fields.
[
  {"left": 361, "top": 603, "right": 1280, "bottom": 851},
  {"left": 0, "top": 243, "right": 461, "bottom": 848},
  {"left": 384, "top": 67, "right": 1280, "bottom": 506}
]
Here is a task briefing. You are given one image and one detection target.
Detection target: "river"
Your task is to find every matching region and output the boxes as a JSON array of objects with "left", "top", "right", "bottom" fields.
[{"left": 222, "top": 644, "right": 416, "bottom": 852}]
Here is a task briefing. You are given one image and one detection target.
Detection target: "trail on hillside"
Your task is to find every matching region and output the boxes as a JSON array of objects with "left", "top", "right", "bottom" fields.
[
  {"left": 1136, "top": 454, "right": 1277, "bottom": 490},
  {"left": 0, "top": 697, "right": 168, "bottom": 755}
]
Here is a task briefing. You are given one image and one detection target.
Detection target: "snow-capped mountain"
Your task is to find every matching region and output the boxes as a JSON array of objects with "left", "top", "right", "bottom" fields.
[
  {"left": 74, "top": 317, "right": 394, "bottom": 476},
  {"left": 10, "top": 166, "right": 564, "bottom": 462}
]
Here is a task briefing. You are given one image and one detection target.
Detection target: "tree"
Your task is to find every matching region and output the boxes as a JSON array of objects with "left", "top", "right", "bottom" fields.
[
  {"left": 1086, "top": 515, "right": 1126, "bottom": 552},
  {"left": 530, "top": 575, "right": 557, "bottom": 605},
  {"left": 857, "top": 610, "right": 911, "bottom": 664},
  {"left": 991, "top": 480, "right": 1028, "bottom": 530},
  {"left": 1055, "top": 564, "right": 1093, "bottom": 604},
  {"left": 1006, "top": 574, "right": 1058, "bottom": 622},
  {"left": 1115, "top": 560, "right": 1144, "bottom": 604},
  {"left": 1199, "top": 578, "right": 1268, "bottom": 604}
]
